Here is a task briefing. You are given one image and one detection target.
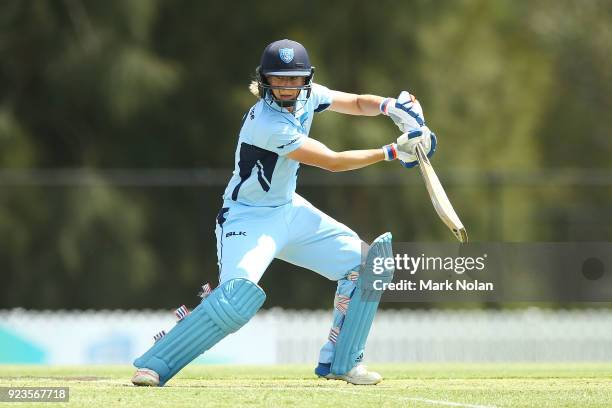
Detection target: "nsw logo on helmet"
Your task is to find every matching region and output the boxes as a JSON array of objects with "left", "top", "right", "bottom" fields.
[{"left": 279, "top": 48, "right": 294, "bottom": 64}]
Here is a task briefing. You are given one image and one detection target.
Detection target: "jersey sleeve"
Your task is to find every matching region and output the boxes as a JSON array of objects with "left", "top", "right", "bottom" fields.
[
  {"left": 311, "top": 83, "right": 334, "bottom": 113},
  {"left": 254, "top": 120, "right": 306, "bottom": 156}
]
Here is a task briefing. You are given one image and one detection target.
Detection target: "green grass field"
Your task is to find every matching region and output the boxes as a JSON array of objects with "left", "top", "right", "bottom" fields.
[{"left": 1, "top": 364, "right": 611, "bottom": 407}]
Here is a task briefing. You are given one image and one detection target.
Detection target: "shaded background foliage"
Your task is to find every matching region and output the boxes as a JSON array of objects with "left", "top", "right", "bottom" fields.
[{"left": 0, "top": 0, "right": 610, "bottom": 309}]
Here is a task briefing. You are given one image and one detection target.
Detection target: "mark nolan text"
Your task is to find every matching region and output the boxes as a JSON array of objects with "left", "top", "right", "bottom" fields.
[{"left": 373, "top": 279, "right": 494, "bottom": 292}]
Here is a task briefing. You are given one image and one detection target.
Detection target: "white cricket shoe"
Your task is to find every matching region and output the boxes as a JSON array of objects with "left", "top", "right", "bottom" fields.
[
  {"left": 131, "top": 368, "right": 160, "bottom": 386},
  {"left": 322, "top": 364, "right": 383, "bottom": 385}
]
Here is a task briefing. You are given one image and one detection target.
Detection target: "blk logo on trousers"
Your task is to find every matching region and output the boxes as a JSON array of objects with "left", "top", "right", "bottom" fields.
[{"left": 226, "top": 231, "right": 247, "bottom": 238}]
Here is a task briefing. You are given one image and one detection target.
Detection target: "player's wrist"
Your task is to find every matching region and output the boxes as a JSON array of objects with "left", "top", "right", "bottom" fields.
[
  {"left": 382, "top": 143, "right": 398, "bottom": 161},
  {"left": 379, "top": 98, "right": 394, "bottom": 116}
]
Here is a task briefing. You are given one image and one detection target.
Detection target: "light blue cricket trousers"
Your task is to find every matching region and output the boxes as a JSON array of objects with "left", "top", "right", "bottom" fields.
[{"left": 215, "top": 193, "right": 363, "bottom": 364}]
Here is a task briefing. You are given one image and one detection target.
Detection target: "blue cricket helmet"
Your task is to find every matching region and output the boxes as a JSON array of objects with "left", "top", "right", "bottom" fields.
[
  {"left": 256, "top": 39, "right": 315, "bottom": 110},
  {"left": 259, "top": 39, "right": 313, "bottom": 76}
]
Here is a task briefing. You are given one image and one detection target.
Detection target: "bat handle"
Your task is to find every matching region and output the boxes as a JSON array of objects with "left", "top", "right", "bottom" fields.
[{"left": 414, "top": 142, "right": 430, "bottom": 165}]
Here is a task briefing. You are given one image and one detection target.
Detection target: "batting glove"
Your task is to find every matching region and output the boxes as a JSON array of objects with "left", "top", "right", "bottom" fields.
[
  {"left": 382, "top": 127, "right": 437, "bottom": 168},
  {"left": 380, "top": 91, "right": 425, "bottom": 133}
]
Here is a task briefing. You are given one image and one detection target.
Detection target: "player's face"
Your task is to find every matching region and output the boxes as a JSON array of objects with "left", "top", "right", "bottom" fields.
[{"left": 267, "top": 75, "right": 305, "bottom": 102}]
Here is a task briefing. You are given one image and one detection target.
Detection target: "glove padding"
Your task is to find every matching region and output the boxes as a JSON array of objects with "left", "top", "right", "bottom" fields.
[
  {"left": 397, "top": 126, "right": 437, "bottom": 168},
  {"left": 381, "top": 91, "right": 425, "bottom": 133}
]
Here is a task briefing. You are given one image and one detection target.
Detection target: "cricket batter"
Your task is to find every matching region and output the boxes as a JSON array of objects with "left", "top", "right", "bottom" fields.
[{"left": 132, "top": 39, "right": 436, "bottom": 386}]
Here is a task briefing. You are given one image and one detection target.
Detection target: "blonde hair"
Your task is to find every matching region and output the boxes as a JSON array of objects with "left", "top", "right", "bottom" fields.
[{"left": 249, "top": 80, "right": 260, "bottom": 98}]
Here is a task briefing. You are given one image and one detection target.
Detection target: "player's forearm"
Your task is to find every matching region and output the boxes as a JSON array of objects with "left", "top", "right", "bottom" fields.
[
  {"left": 330, "top": 91, "right": 385, "bottom": 116},
  {"left": 329, "top": 149, "right": 385, "bottom": 172},
  {"left": 286, "top": 138, "right": 385, "bottom": 172},
  {"left": 355, "top": 94, "right": 386, "bottom": 116}
]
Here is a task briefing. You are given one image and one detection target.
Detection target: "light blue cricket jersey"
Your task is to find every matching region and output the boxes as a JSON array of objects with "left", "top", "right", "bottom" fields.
[{"left": 222, "top": 83, "right": 333, "bottom": 207}]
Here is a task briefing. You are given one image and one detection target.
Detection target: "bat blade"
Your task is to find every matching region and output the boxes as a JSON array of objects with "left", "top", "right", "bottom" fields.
[{"left": 414, "top": 143, "right": 468, "bottom": 243}]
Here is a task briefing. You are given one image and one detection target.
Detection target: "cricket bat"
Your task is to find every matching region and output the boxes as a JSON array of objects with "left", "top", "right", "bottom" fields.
[{"left": 414, "top": 143, "right": 468, "bottom": 243}]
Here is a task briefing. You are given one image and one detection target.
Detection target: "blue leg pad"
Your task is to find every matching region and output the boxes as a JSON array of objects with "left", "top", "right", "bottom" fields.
[
  {"left": 330, "top": 232, "right": 395, "bottom": 375},
  {"left": 134, "top": 278, "right": 266, "bottom": 386}
]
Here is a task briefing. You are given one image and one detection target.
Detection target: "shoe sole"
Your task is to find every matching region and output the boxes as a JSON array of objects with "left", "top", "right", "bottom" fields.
[
  {"left": 317, "top": 374, "right": 382, "bottom": 385},
  {"left": 132, "top": 373, "right": 159, "bottom": 387}
]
